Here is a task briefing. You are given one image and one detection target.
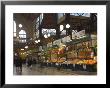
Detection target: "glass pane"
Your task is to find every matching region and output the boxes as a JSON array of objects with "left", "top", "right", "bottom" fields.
[
  {"left": 22, "top": 35, "right": 24, "bottom": 38},
  {"left": 14, "top": 21, "right": 16, "bottom": 32},
  {"left": 42, "top": 29, "right": 48, "bottom": 34},
  {"left": 19, "top": 30, "right": 26, "bottom": 34},
  {"left": 70, "top": 13, "right": 90, "bottom": 17},
  {"left": 36, "top": 22, "right": 39, "bottom": 29},
  {"left": 83, "top": 13, "right": 90, "bottom": 17},
  {"left": 61, "top": 30, "right": 66, "bottom": 35},
  {"left": 49, "top": 29, "right": 56, "bottom": 35},
  {"left": 14, "top": 32, "right": 16, "bottom": 37},
  {"left": 70, "top": 13, "right": 79, "bottom": 16},
  {"left": 20, "top": 39, "right": 26, "bottom": 43},
  {"left": 36, "top": 17, "right": 39, "bottom": 22},
  {"left": 24, "top": 35, "right": 26, "bottom": 38},
  {"left": 58, "top": 13, "right": 64, "bottom": 20},
  {"left": 41, "top": 13, "right": 43, "bottom": 19},
  {"left": 77, "top": 13, "right": 84, "bottom": 16},
  {"left": 40, "top": 13, "right": 43, "bottom": 24},
  {"left": 40, "top": 19, "right": 42, "bottom": 24},
  {"left": 19, "top": 34, "right": 26, "bottom": 38}
]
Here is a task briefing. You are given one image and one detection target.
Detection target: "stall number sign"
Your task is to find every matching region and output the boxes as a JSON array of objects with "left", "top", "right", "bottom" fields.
[{"left": 72, "top": 30, "right": 85, "bottom": 39}]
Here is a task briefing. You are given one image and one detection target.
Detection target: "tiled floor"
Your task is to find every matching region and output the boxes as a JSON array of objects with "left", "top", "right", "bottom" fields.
[{"left": 14, "top": 64, "right": 97, "bottom": 75}]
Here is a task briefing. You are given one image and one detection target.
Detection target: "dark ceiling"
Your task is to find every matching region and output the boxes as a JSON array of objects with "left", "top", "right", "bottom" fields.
[{"left": 14, "top": 13, "right": 40, "bottom": 22}]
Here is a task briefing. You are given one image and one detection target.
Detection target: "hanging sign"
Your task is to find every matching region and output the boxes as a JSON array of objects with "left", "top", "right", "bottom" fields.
[
  {"left": 72, "top": 30, "right": 85, "bottom": 39},
  {"left": 62, "top": 36, "right": 71, "bottom": 43}
]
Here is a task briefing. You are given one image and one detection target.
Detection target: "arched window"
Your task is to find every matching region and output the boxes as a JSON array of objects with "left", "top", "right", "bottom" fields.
[
  {"left": 13, "top": 21, "right": 16, "bottom": 37},
  {"left": 19, "top": 30, "right": 26, "bottom": 43}
]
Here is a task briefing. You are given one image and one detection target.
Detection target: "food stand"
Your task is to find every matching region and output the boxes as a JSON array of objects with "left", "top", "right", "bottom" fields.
[{"left": 41, "top": 33, "right": 97, "bottom": 72}]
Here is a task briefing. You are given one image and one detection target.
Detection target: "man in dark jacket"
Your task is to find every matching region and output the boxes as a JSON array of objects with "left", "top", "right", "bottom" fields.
[
  {"left": 27, "top": 56, "right": 32, "bottom": 68},
  {"left": 14, "top": 53, "right": 22, "bottom": 73}
]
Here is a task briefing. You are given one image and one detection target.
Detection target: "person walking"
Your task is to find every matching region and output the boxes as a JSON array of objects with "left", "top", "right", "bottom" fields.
[
  {"left": 14, "top": 53, "right": 22, "bottom": 73},
  {"left": 14, "top": 53, "right": 19, "bottom": 72},
  {"left": 27, "top": 56, "right": 32, "bottom": 68}
]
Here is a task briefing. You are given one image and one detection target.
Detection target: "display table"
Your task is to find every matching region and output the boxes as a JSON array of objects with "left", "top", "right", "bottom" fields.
[{"left": 39, "top": 62, "right": 97, "bottom": 72}]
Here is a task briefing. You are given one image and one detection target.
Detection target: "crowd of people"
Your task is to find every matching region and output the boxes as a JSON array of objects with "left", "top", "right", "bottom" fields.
[
  {"left": 14, "top": 53, "right": 37, "bottom": 73},
  {"left": 14, "top": 53, "right": 22, "bottom": 73}
]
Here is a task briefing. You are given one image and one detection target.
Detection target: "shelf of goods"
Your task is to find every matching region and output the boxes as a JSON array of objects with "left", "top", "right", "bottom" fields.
[
  {"left": 42, "top": 36, "right": 97, "bottom": 72},
  {"left": 74, "top": 59, "right": 97, "bottom": 72}
]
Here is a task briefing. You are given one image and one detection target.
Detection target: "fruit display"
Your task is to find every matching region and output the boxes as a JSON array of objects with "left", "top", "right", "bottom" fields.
[
  {"left": 76, "top": 59, "right": 97, "bottom": 65},
  {"left": 50, "top": 59, "right": 57, "bottom": 62},
  {"left": 67, "top": 50, "right": 77, "bottom": 59},
  {"left": 76, "top": 60, "right": 84, "bottom": 64},
  {"left": 57, "top": 59, "right": 65, "bottom": 63}
]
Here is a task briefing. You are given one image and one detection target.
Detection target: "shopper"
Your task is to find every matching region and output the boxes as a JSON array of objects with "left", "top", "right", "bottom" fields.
[
  {"left": 14, "top": 53, "right": 22, "bottom": 73},
  {"left": 27, "top": 56, "right": 33, "bottom": 68},
  {"left": 14, "top": 53, "right": 19, "bottom": 72}
]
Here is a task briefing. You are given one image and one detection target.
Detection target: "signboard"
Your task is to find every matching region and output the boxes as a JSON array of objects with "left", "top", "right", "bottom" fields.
[
  {"left": 62, "top": 36, "right": 71, "bottom": 43},
  {"left": 72, "top": 30, "right": 85, "bottom": 39},
  {"left": 42, "top": 29, "right": 56, "bottom": 35}
]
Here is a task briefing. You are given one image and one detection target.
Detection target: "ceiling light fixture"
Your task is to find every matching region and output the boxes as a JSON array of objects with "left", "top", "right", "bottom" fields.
[
  {"left": 25, "top": 46, "right": 28, "bottom": 49},
  {"left": 35, "top": 40, "right": 38, "bottom": 43},
  {"left": 19, "top": 24, "right": 22, "bottom": 28},
  {"left": 66, "top": 24, "right": 70, "bottom": 28},
  {"left": 48, "top": 33, "right": 50, "bottom": 37},
  {"left": 35, "top": 39, "right": 40, "bottom": 43},
  {"left": 44, "top": 34, "right": 48, "bottom": 38},
  {"left": 60, "top": 25, "right": 64, "bottom": 31},
  {"left": 21, "top": 49, "right": 24, "bottom": 50},
  {"left": 38, "top": 39, "right": 40, "bottom": 42}
]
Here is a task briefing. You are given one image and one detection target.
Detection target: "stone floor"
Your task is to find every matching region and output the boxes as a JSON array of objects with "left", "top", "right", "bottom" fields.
[{"left": 13, "top": 64, "right": 97, "bottom": 75}]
